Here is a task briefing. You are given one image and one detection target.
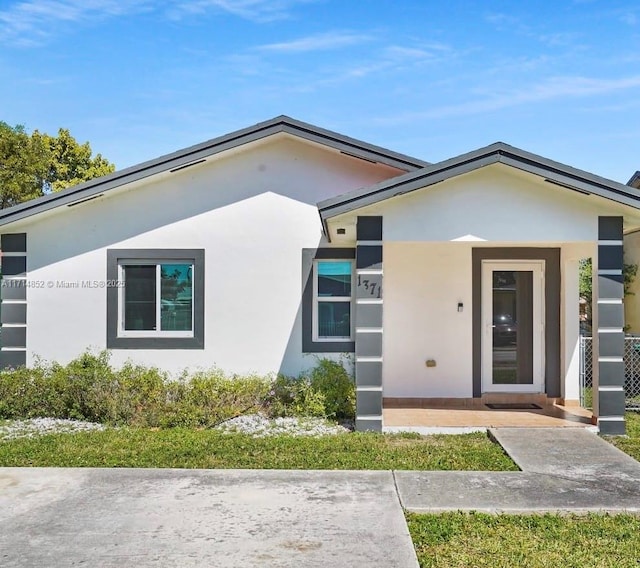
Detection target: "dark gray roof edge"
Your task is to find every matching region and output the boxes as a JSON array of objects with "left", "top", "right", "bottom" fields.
[
  {"left": 628, "top": 171, "right": 640, "bottom": 188},
  {"left": 319, "top": 141, "right": 640, "bottom": 218},
  {"left": 0, "top": 115, "right": 428, "bottom": 228}
]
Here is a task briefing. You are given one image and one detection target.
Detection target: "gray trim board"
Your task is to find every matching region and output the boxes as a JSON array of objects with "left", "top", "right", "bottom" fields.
[
  {"left": 1, "top": 256, "right": 26, "bottom": 276},
  {"left": 356, "top": 216, "right": 383, "bottom": 241},
  {"left": 599, "top": 216, "right": 624, "bottom": 240},
  {"left": 628, "top": 171, "right": 640, "bottom": 188},
  {"left": 472, "top": 248, "right": 561, "bottom": 398},
  {"left": 318, "top": 143, "right": 640, "bottom": 233},
  {"left": 1, "top": 303, "right": 27, "bottom": 325},
  {"left": 355, "top": 216, "right": 384, "bottom": 433},
  {"left": 596, "top": 216, "right": 625, "bottom": 435},
  {"left": 1, "top": 326, "right": 26, "bottom": 348},
  {"left": 1, "top": 233, "right": 26, "bottom": 252},
  {"left": 0, "top": 117, "right": 427, "bottom": 229},
  {"left": 0, "top": 281, "right": 27, "bottom": 301},
  {"left": 106, "top": 249, "right": 205, "bottom": 349},
  {"left": 301, "top": 248, "right": 356, "bottom": 353},
  {"left": 0, "top": 351, "right": 26, "bottom": 368}
]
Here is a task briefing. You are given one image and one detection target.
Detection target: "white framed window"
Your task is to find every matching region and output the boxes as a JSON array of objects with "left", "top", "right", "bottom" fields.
[
  {"left": 312, "top": 259, "right": 354, "bottom": 341},
  {"left": 118, "top": 260, "right": 194, "bottom": 338}
]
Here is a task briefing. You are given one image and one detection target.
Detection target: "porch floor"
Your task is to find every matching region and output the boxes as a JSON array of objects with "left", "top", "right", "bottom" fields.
[{"left": 383, "top": 403, "right": 593, "bottom": 429}]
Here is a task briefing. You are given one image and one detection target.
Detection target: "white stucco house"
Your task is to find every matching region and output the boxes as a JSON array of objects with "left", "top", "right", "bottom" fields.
[{"left": 0, "top": 116, "right": 638, "bottom": 434}]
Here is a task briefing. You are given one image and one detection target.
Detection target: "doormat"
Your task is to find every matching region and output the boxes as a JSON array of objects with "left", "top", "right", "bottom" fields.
[{"left": 485, "top": 403, "right": 542, "bottom": 410}]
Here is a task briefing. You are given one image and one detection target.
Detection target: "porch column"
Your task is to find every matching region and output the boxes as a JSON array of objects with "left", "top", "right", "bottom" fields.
[
  {"left": 355, "top": 216, "right": 383, "bottom": 432},
  {"left": 593, "top": 216, "right": 626, "bottom": 435},
  {"left": 0, "top": 234, "right": 28, "bottom": 369}
]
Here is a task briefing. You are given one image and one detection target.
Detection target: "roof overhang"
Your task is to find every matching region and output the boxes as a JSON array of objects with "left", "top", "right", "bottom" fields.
[
  {"left": 0, "top": 116, "right": 428, "bottom": 229},
  {"left": 628, "top": 171, "right": 640, "bottom": 189},
  {"left": 318, "top": 142, "right": 640, "bottom": 236}
]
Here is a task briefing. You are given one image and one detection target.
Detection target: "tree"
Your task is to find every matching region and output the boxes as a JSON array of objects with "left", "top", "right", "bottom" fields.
[
  {"left": 579, "top": 258, "right": 637, "bottom": 332},
  {"left": 39, "top": 128, "right": 115, "bottom": 193},
  {"left": 0, "top": 123, "right": 115, "bottom": 208},
  {"left": 0, "top": 122, "right": 49, "bottom": 208}
]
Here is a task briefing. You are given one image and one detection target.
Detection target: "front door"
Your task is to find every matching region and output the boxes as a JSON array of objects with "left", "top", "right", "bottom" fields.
[{"left": 481, "top": 260, "right": 545, "bottom": 393}]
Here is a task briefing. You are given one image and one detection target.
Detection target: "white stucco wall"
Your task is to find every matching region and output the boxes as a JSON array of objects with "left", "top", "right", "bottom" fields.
[
  {"left": 11, "top": 135, "right": 404, "bottom": 375},
  {"left": 328, "top": 164, "right": 629, "bottom": 244},
  {"left": 383, "top": 243, "right": 474, "bottom": 398}
]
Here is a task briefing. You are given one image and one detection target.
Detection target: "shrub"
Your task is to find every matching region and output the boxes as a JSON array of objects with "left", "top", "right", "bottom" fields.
[
  {"left": 0, "top": 352, "right": 354, "bottom": 426},
  {"left": 267, "top": 358, "right": 355, "bottom": 419},
  {"left": 307, "top": 358, "right": 355, "bottom": 419},
  {"left": 160, "top": 371, "right": 271, "bottom": 428}
]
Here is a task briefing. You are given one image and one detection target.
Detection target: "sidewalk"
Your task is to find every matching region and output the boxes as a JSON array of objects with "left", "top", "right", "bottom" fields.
[
  {"left": 1, "top": 429, "right": 639, "bottom": 567},
  {"left": 0, "top": 468, "right": 419, "bottom": 568},
  {"left": 396, "top": 428, "right": 640, "bottom": 514}
]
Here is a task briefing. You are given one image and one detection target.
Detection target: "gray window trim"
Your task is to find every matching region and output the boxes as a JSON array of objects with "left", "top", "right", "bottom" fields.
[
  {"left": 302, "top": 248, "right": 356, "bottom": 353},
  {"left": 107, "top": 249, "right": 205, "bottom": 349}
]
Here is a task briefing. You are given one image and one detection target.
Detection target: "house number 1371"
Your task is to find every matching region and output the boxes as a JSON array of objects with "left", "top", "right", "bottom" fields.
[{"left": 357, "top": 275, "right": 382, "bottom": 298}]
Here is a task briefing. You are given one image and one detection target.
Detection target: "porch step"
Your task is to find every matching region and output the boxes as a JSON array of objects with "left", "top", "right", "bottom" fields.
[
  {"left": 383, "top": 395, "right": 560, "bottom": 409},
  {"left": 481, "top": 393, "right": 552, "bottom": 406}
]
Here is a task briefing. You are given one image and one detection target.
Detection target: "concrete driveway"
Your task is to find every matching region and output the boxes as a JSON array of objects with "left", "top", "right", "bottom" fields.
[{"left": 0, "top": 468, "right": 419, "bottom": 568}]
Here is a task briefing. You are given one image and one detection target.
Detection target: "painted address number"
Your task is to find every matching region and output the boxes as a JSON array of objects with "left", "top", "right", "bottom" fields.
[{"left": 357, "top": 275, "right": 382, "bottom": 299}]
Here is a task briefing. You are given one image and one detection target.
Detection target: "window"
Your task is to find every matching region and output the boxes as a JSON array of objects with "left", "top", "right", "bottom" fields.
[
  {"left": 120, "top": 262, "right": 193, "bottom": 336},
  {"left": 107, "top": 249, "right": 204, "bottom": 349},
  {"left": 313, "top": 260, "right": 354, "bottom": 341}
]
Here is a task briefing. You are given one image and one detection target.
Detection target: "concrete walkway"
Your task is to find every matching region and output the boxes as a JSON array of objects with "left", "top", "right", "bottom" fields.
[
  {"left": 396, "top": 428, "right": 640, "bottom": 514},
  {"left": 0, "top": 468, "right": 419, "bottom": 568},
  {"left": 1, "top": 429, "right": 640, "bottom": 566}
]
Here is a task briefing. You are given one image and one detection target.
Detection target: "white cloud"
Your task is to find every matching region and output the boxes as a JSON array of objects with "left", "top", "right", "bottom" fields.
[
  {"left": 171, "top": 0, "right": 316, "bottom": 22},
  {"left": 376, "top": 75, "right": 640, "bottom": 123},
  {"left": 257, "top": 31, "right": 371, "bottom": 53},
  {"left": 0, "top": 0, "right": 151, "bottom": 45}
]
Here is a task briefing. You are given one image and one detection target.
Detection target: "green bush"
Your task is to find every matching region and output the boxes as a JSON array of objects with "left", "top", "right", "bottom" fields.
[
  {"left": 0, "top": 352, "right": 353, "bottom": 426},
  {"left": 307, "top": 358, "right": 355, "bottom": 419},
  {"left": 267, "top": 358, "right": 355, "bottom": 419}
]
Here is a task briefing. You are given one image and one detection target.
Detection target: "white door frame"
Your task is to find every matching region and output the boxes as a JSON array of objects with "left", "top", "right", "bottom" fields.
[{"left": 481, "top": 260, "right": 545, "bottom": 393}]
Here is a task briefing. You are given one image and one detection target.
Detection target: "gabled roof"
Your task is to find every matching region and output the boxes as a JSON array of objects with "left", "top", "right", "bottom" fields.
[
  {"left": 319, "top": 142, "right": 640, "bottom": 225},
  {"left": 628, "top": 171, "right": 640, "bottom": 189},
  {"left": 0, "top": 115, "right": 429, "bottom": 228}
]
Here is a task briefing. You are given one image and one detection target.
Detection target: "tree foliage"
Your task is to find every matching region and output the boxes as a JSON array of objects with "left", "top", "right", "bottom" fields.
[
  {"left": 0, "top": 122, "right": 115, "bottom": 208},
  {"left": 579, "top": 258, "right": 637, "bottom": 331}
]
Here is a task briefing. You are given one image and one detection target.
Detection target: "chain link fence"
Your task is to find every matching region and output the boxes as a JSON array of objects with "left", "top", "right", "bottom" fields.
[{"left": 579, "top": 336, "right": 640, "bottom": 411}]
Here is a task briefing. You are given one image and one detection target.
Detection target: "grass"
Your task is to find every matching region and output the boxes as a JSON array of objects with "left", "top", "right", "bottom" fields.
[
  {"left": 0, "top": 428, "right": 517, "bottom": 470},
  {"left": 608, "top": 412, "right": 640, "bottom": 461},
  {"left": 407, "top": 511, "right": 640, "bottom": 568}
]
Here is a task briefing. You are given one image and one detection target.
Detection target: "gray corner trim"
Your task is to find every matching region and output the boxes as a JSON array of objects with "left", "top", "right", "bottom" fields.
[
  {"left": 1, "top": 256, "right": 26, "bottom": 276},
  {"left": 598, "top": 419, "right": 626, "bottom": 436},
  {"left": 472, "top": 248, "right": 561, "bottom": 398},
  {"left": 598, "top": 216, "right": 623, "bottom": 241},
  {"left": 1, "top": 233, "right": 26, "bottom": 252},
  {"left": 355, "top": 417, "right": 383, "bottom": 432},
  {"left": 0, "top": 350, "right": 26, "bottom": 369},
  {"left": 628, "top": 171, "right": 640, "bottom": 188},
  {"left": 1, "top": 280, "right": 27, "bottom": 301},
  {"left": 318, "top": 142, "right": 640, "bottom": 223},
  {"left": 1, "top": 326, "right": 26, "bottom": 348},
  {"left": 106, "top": 249, "right": 205, "bottom": 349},
  {"left": 356, "top": 216, "right": 383, "bottom": 241},
  {"left": 0, "top": 117, "right": 427, "bottom": 229},
  {"left": 302, "top": 247, "right": 356, "bottom": 353},
  {"left": 1, "top": 303, "right": 27, "bottom": 325}
]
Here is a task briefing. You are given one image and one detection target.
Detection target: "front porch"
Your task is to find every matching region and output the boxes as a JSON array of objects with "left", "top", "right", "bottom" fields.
[{"left": 383, "top": 397, "right": 594, "bottom": 430}]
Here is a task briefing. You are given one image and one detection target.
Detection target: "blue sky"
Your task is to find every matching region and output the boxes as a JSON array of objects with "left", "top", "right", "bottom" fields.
[{"left": 1, "top": 0, "right": 639, "bottom": 182}]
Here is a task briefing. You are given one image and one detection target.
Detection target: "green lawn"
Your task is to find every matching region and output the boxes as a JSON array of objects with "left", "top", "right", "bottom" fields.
[
  {"left": 0, "top": 428, "right": 517, "bottom": 470},
  {"left": 407, "top": 511, "right": 640, "bottom": 568},
  {"left": 609, "top": 412, "right": 640, "bottom": 460}
]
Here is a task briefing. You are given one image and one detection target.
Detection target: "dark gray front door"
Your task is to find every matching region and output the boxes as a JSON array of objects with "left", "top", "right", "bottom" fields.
[{"left": 482, "top": 260, "right": 545, "bottom": 393}]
